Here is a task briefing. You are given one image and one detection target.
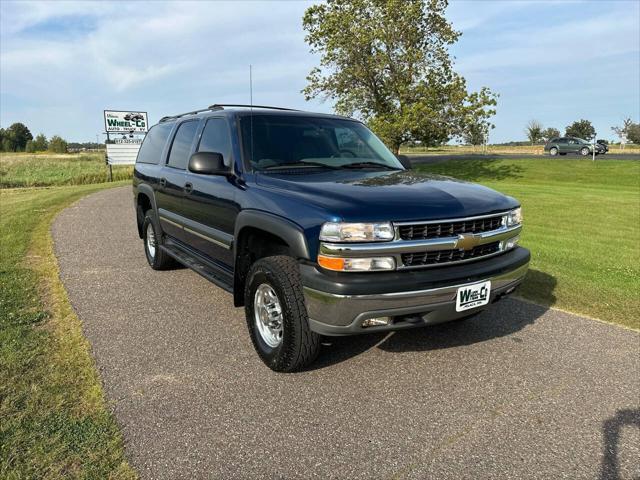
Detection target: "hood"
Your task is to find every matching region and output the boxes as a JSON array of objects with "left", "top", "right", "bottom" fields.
[{"left": 255, "top": 169, "right": 518, "bottom": 223}]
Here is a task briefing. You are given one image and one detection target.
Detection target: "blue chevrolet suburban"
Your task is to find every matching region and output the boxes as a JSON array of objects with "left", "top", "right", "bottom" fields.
[{"left": 133, "top": 105, "right": 529, "bottom": 372}]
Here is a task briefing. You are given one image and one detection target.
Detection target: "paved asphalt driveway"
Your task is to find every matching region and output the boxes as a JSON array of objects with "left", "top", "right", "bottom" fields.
[{"left": 52, "top": 187, "right": 639, "bottom": 479}]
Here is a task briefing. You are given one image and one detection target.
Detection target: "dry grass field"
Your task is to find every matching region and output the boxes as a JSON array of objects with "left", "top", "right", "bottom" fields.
[{"left": 0, "top": 152, "right": 132, "bottom": 188}]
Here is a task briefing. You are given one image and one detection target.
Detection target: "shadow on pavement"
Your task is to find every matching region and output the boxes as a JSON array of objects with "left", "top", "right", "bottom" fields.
[
  {"left": 599, "top": 408, "right": 640, "bottom": 480},
  {"left": 308, "top": 269, "right": 556, "bottom": 369},
  {"left": 515, "top": 268, "right": 558, "bottom": 308}
]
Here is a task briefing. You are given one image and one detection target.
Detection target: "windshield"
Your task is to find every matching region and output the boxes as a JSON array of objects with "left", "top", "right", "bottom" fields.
[{"left": 239, "top": 114, "right": 403, "bottom": 171}]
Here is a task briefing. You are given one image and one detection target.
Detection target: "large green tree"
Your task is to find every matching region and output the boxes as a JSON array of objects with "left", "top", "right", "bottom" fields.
[
  {"left": 5, "top": 122, "right": 33, "bottom": 151},
  {"left": 565, "top": 119, "right": 595, "bottom": 140},
  {"left": 302, "top": 0, "right": 497, "bottom": 154}
]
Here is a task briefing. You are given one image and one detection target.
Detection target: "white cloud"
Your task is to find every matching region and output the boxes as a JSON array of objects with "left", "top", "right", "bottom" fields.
[
  {"left": 448, "top": 0, "right": 537, "bottom": 32},
  {"left": 455, "top": 7, "right": 639, "bottom": 73}
]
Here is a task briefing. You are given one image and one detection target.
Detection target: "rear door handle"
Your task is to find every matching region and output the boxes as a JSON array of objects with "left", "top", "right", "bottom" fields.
[
  {"left": 159, "top": 178, "right": 167, "bottom": 188},
  {"left": 184, "top": 182, "right": 193, "bottom": 194}
]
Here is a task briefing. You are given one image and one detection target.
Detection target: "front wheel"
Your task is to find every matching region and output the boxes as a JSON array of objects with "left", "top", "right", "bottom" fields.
[
  {"left": 580, "top": 147, "right": 590, "bottom": 156},
  {"left": 244, "top": 256, "right": 320, "bottom": 372},
  {"left": 549, "top": 147, "right": 558, "bottom": 156}
]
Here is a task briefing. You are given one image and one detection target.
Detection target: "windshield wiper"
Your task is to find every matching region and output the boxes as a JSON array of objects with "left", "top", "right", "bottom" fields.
[
  {"left": 339, "top": 161, "right": 401, "bottom": 171},
  {"left": 261, "top": 161, "right": 339, "bottom": 170}
]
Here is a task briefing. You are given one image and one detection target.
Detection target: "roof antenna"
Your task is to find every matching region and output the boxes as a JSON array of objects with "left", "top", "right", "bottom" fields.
[{"left": 249, "top": 64, "right": 254, "bottom": 166}]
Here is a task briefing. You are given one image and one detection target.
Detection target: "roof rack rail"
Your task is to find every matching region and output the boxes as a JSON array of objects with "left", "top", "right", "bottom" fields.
[
  {"left": 159, "top": 104, "right": 300, "bottom": 123},
  {"left": 208, "top": 104, "right": 300, "bottom": 112},
  {"left": 158, "top": 107, "right": 213, "bottom": 123}
]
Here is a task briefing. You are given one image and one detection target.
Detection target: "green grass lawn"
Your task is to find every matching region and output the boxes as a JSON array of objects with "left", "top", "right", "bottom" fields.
[
  {"left": 0, "top": 152, "right": 132, "bottom": 188},
  {"left": 0, "top": 183, "right": 136, "bottom": 479},
  {"left": 414, "top": 158, "right": 640, "bottom": 329}
]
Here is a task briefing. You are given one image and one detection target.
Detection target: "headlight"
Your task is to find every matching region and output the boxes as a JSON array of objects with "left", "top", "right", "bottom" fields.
[
  {"left": 504, "top": 207, "right": 522, "bottom": 227},
  {"left": 319, "top": 222, "right": 394, "bottom": 242},
  {"left": 317, "top": 255, "right": 396, "bottom": 272}
]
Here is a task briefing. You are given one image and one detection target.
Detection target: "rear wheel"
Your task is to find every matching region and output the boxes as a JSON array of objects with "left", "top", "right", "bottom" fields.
[
  {"left": 244, "top": 255, "right": 320, "bottom": 372},
  {"left": 549, "top": 147, "right": 558, "bottom": 156},
  {"left": 142, "top": 211, "right": 173, "bottom": 270},
  {"left": 580, "top": 147, "right": 590, "bottom": 156}
]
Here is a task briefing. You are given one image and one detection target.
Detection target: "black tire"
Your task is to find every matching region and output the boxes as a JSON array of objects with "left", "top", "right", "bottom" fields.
[
  {"left": 580, "top": 147, "right": 590, "bottom": 156},
  {"left": 142, "top": 211, "right": 173, "bottom": 270},
  {"left": 549, "top": 147, "right": 558, "bottom": 156},
  {"left": 244, "top": 255, "right": 320, "bottom": 372}
]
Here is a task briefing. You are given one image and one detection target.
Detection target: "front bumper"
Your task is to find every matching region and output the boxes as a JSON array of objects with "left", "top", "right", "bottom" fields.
[{"left": 301, "top": 247, "right": 530, "bottom": 336}]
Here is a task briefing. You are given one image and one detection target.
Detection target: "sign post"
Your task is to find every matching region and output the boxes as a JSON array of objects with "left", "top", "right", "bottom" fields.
[{"left": 103, "top": 110, "right": 149, "bottom": 180}]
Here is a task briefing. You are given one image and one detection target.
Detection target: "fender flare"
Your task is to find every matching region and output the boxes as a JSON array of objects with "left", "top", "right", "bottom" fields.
[
  {"left": 135, "top": 184, "right": 160, "bottom": 238},
  {"left": 136, "top": 184, "right": 158, "bottom": 213},
  {"left": 233, "top": 210, "right": 311, "bottom": 260}
]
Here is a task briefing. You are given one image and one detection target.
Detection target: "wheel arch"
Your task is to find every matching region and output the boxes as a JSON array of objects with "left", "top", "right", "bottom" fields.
[
  {"left": 135, "top": 184, "right": 158, "bottom": 238},
  {"left": 232, "top": 211, "right": 310, "bottom": 307}
]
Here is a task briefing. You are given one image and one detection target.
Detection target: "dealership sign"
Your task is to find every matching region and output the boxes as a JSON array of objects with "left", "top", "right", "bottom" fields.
[
  {"left": 113, "top": 137, "right": 143, "bottom": 145},
  {"left": 104, "top": 110, "right": 148, "bottom": 133}
]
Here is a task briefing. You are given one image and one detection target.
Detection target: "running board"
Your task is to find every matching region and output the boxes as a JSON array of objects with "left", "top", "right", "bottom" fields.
[{"left": 160, "top": 241, "right": 234, "bottom": 294}]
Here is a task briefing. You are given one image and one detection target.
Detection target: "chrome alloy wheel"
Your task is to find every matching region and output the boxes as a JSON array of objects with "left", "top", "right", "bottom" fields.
[
  {"left": 254, "top": 283, "right": 284, "bottom": 348},
  {"left": 146, "top": 223, "right": 156, "bottom": 259}
]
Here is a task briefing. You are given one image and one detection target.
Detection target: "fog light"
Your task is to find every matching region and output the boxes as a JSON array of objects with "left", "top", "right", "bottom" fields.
[
  {"left": 504, "top": 235, "right": 520, "bottom": 250},
  {"left": 362, "top": 317, "right": 391, "bottom": 327}
]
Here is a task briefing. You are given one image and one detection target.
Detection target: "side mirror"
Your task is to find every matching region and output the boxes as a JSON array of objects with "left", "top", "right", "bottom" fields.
[
  {"left": 188, "top": 152, "right": 228, "bottom": 175},
  {"left": 397, "top": 154, "right": 412, "bottom": 170}
]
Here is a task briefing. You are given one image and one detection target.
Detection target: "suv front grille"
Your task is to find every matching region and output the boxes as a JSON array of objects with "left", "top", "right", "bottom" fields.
[
  {"left": 401, "top": 241, "right": 501, "bottom": 267},
  {"left": 398, "top": 215, "right": 503, "bottom": 240}
]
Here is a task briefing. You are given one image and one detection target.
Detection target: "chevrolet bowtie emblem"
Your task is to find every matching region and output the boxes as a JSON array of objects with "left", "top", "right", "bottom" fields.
[{"left": 456, "top": 234, "right": 480, "bottom": 251}]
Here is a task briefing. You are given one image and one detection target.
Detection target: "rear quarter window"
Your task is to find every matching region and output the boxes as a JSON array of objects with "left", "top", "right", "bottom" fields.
[{"left": 136, "top": 123, "right": 174, "bottom": 164}]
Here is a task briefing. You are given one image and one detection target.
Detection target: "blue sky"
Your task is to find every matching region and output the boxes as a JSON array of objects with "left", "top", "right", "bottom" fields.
[{"left": 1, "top": 0, "right": 638, "bottom": 143}]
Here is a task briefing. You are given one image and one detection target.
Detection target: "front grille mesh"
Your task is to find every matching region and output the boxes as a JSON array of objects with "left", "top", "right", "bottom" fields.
[
  {"left": 401, "top": 242, "right": 501, "bottom": 267},
  {"left": 399, "top": 215, "right": 503, "bottom": 240}
]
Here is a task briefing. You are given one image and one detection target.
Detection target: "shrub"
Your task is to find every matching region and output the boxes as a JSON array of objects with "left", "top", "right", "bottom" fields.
[{"left": 48, "top": 136, "right": 68, "bottom": 154}]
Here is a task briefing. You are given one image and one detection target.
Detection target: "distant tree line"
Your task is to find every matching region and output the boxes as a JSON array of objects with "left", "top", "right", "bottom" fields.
[
  {"left": 525, "top": 118, "right": 640, "bottom": 145},
  {"left": 68, "top": 142, "right": 105, "bottom": 151},
  {"left": 0, "top": 122, "right": 69, "bottom": 153},
  {"left": 611, "top": 118, "right": 640, "bottom": 145}
]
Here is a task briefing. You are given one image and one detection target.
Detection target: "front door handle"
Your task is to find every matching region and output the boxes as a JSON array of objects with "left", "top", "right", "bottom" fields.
[
  {"left": 159, "top": 178, "right": 167, "bottom": 188},
  {"left": 184, "top": 182, "right": 193, "bottom": 194}
]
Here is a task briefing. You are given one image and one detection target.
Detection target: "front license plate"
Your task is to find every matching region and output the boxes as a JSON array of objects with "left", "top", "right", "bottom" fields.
[{"left": 456, "top": 281, "right": 491, "bottom": 312}]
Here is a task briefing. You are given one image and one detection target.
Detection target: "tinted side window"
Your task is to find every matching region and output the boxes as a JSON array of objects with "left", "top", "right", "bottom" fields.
[
  {"left": 167, "top": 121, "right": 199, "bottom": 169},
  {"left": 136, "top": 123, "right": 173, "bottom": 164},
  {"left": 198, "top": 118, "right": 232, "bottom": 166},
  {"left": 557, "top": 138, "right": 567, "bottom": 144}
]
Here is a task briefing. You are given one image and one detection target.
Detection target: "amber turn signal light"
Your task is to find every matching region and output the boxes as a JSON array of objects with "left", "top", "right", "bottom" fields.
[{"left": 317, "top": 255, "right": 346, "bottom": 271}]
